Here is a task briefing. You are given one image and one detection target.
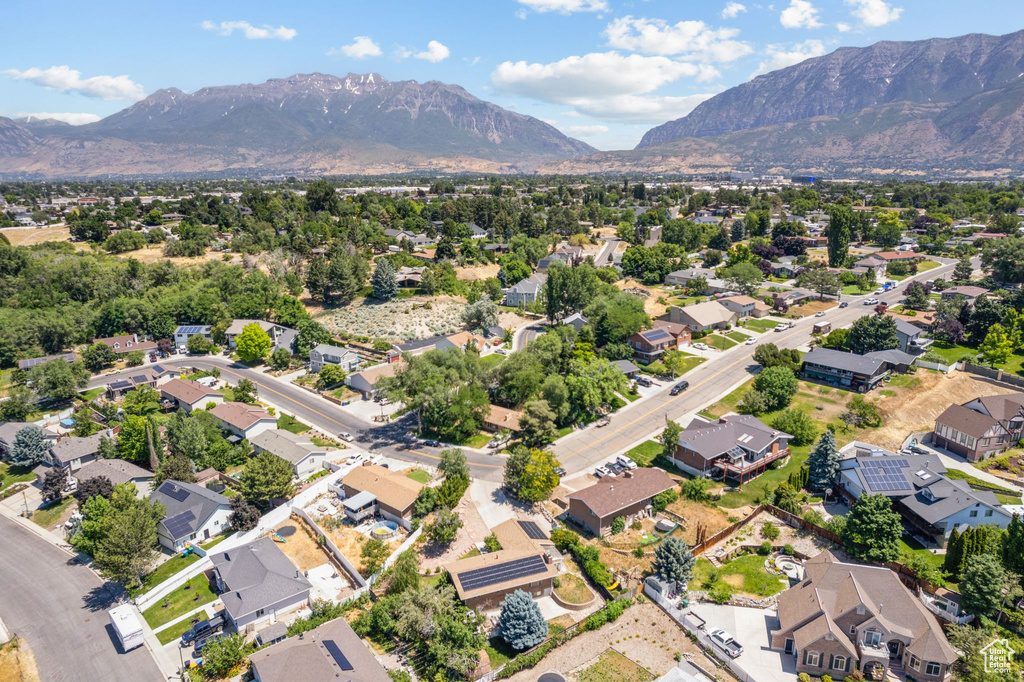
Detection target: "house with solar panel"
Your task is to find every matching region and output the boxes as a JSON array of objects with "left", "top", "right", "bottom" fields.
[
  {"left": 670, "top": 415, "right": 791, "bottom": 484},
  {"left": 445, "top": 518, "right": 560, "bottom": 611},
  {"left": 151, "top": 480, "right": 232, "bottom": 551},
  {"left": 627, "top": 327, "right": 679, "bottom": 364},
  {"left": 837, "top": 442, "right": 1012, "bottom": 547},
  {"left": 16, "top": 351, "right": 77, "bottom": 371},
  {"left": 248, "top": 615, "right": 390, "bottom": 682},
  {"left": 173, "top": 324, "right": 213, "bottom": 350},
  {"left": 209, "top": 537, "right": 312, "bottom": 631},
  {"left": 104, "top": 364, "right": 180, "bottom": 398}
]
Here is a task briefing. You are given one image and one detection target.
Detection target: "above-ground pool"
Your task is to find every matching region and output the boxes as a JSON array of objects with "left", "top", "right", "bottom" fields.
[{"left": 370, "top": 520, "right": 399, "bottom": 539}]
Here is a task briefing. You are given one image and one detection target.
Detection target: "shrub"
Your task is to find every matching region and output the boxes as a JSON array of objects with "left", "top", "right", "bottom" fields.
[
  {"left": 761, "top": 521, "right": 780, "bottom": 540},
  {"left": 798, "top": 675, "right": 811, "bottom": 682},
  {"left": 611, "top": 516, "right": 625, "bottom": 534},
  {"left": 680, "top": 477, "right": 712, "bottom": 503},
  {"left": 759, "top": 541, "right": 773, "bottom": 555},
  {"left": 783, "top": 544, "right": 795, "bottom": 556}
]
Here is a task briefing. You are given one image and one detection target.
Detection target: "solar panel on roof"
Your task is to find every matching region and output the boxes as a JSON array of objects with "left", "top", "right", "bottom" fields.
[
  {"left": 152, "top": 364, "right": 166, "bottom": 373},
  {"left": 323, "top": 639, "right": 354, "bottom": 671},
  {"left": 457, "top": 554, "right": 548, "bottom": 592},
  {"left": 163, "top": 510, "right": 196, "bottom": 538},
  {"left": 159, "top": 482, "right": 190, "bottom": 502},
  {"left": 518, "top": 520, "right": 545, "bottom": 540},
  {"left": 109, "top": 380, "right": 131, "bottom": 389}
]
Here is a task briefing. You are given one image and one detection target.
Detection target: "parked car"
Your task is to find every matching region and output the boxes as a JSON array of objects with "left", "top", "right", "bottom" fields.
[
  {"left": 181, "top": 615, "right": 224, "bottom": 646},
  {"left": 423, "top": 439, "right": 441, "bottom": 448},
  {"left": 909, "top": 444, "right": 930, "bottom": 455},
  {"left": 554, "top": 467, "right": 566, "bottom": 477},
  {"left": 616, "top": 455, "right": 637, "bottom": 470},
  {"left": 636, "top": 376, "right": 652, "bottom": 387},
  {"left": 194, "top": 631, "right": 229, "bottom": 657},
  {"left": 693, "top": 342, "right": 709, "bottom": 351},
  {"left": 709, "top": 628, "right": 743, "bottom": 658},
  {"left": 864, "top": 298, "right": 879, "bottom": 305},
  {"left": 669, "top": 381, "right": 690, "bottom": 396},
  {"left": 608, "top": 461, "right": 624, "bottom": 474},
  {"left": 338, "top": 431, "right": 354, "bottom": 442},
  {"left": 596, "top": 416, "right": 611, "bottom": 427},
  {"left": 496, "top": 348, "right": 509, "bottom": 355},
  {"left": 839, "top": 301, "right": 849, "bottom": 308},
  {"left": 815, "top": 311, "right": 827, "bottom": 317},
  {"left": 774, "top": 323, "right": 789, "bottom": 332},
  {"left": 745, "top": 337, "right": 757, "bottom": 345},
  {"left": 594, "top": 466, "right": 613, "bottom": 478},
  {"left": 149, "top": 353, "right": 158, "bottom": 362}
]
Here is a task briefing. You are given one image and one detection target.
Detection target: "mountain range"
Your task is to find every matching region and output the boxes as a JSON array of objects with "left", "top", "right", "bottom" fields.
[
  {"left": 543, "top": 29, "right": 1024, "bottom": 177},
  {"left": 0, "top": 73, "right": 594, "bottom": 178}
]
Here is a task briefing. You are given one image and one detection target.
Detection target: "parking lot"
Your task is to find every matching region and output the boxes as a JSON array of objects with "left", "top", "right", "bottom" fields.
[{"left": 689, "top": 603, "right": 796, "bottom": 682}]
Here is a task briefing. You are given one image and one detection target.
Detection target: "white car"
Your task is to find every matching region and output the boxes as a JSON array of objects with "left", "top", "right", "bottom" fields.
[
  {"left": 495, "top": 348, "right": 509, "bottom": 355},
  {"left": 594, "top": 466, "right": 614, "bottom": 478},
  {"left": 874, "top": 287, "right": 885, "bottom": 294},
  {"left": 745, "top": 337, "right": 757, "bottom": 345},
  {"left": 709, "top": 628, "right": 743, "bottom": 658},
  {"left": 339, "top": 431, "right": 354, "bottom": 442},
  {"left": 616, "top": 455, "right": 638, "bottom": 470},
  {"left": 815, "top": 311, "right": 827, "bottom": 317},
  {"left": 864, "top": 297, "right": 879, "bottom": 305},
  {"left": 693, "top": 342, "right": 709, "bottom": 351},
  {"left": 774, "top": 323, "right": 789, "bottom": 332}
]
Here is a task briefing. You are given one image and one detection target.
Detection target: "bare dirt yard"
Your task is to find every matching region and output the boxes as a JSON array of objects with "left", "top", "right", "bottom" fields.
[
  {"left": 454, "top": 262, "right": 500, "bottom": 280},
  {"left": 0, "top": 639, "right": 40, "bottom": 682},
  {"left": 271, "top": 518, "right": 331, "bottom": 573},
  {"left": 613, "top": 279, "right": 670, "bottom": 318},
  {"left": 323, "top": 522, "right": 407, "bottom": 577},
  {"left": 702, "top": 509, "right": 844, "bottom": 560},
  {"left": 502, "top": 602, "right": 717, "bottom": 682},
  {"left": 1, "top": 226, "right": 73, "bottom": 246},
  {"left": 787, "top": 299, "right": 834, "bottom": 316}
]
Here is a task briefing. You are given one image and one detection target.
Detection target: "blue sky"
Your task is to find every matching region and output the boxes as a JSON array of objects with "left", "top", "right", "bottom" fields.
[{"left": 2, "top": 0, "right": 1022, "bottom": 150}]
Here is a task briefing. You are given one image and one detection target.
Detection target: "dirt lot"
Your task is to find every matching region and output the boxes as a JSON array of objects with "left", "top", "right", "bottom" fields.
[
  {"left": 454, "top": 262, "right": 500, "bottom": 280},
  {"left": 787, "top": 299, "right": 834, "bottom": 316},
  {"left": 613, "top": 279, "right": 669, "bottom": 318},
  {"left": 127, "top": 243, "right": 234, "bottom": 267},
  {"left": 318, "top": 297, "right": 465, "bottom": 341},
  {"left": 1, "top": 226, "right": 74, "bottom": 246},
  {"left": 324, "top": 522, "right": 407, "bottom": 576},
  {"left": 503, "top": 602, "right": 717, "bottom": 682},
  {"left": 271, "top": 518, "right": 331, "bottom": 573},
  {"left": 702, "top": 510, "right": 843, "bottom": 560},
  {"left": 668, "top": 499, "right": 733, "bottom": 545},
  {"left": 0, "top": 639, "right": 40, "bottom": 682}
]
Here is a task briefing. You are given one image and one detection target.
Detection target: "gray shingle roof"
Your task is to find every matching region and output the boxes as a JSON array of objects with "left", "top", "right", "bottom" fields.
[
  {"left": 152, "top": 480, "right": 230, "bottom": 540},
  {"left": 678, "top": 415, "right": 789, "bottom": 460},
  {"left": 48, "top": 432, "right": 107, "bottom": 465},
  {"left": 250, "top": 429, "right": 325, "bottom": 466},
  {"left": 210, "top": 537, "right": 311, "bottom": 622},
  {"left": 802, "top": 347, "right": 886, "bottom": 375},
  {"left": 248, "top": 616, "right": 390, "bottom": 682}
]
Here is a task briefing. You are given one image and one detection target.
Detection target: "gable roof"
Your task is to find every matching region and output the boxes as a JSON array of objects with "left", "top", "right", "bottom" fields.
[
  {"left": 152, "top": 480, "right": 230, "bottom": 540},
  {"left": 672, "top": 301, "right": 737, "bottom": 327},
  {"left": 310, "top": 343, "right": 359, "bottom": 360},
  {"left": 225, "top": 319, "right": 278, "bottom": 336},
  {"left": 568, "top": 467, "right": 675, "bottom": 519},
  {"left": 341, "top": 464, "right": 423, "bottom": 513},
  {"left": 210, "top": 537, "right": 311, "bottom": 621},
  {"left": 74, "top": 458, "right": 153, "bottom": 487},
  {"left": 49, "top": 432, "right": 108, "bottom": 465},
  {"left": 651, "top": 320, "right": 692, "bottom": 337},
  {"left": 720, "top": 295, "right": 758, "bottom": 306},
  {"left": 634, "top": 327, "right": 674, "bottom": 344},
  {"left": 972, "top": 393, "right": 1024, "bottom": 422},
  {"left": 248, "top": 616, "right": 390, "bottom": 682},
  {"left": 678, "top": 415, "right": 789, "bottom": 460},
  {"left": 250, "top": 429, "right": 326, "bottom": 465},
  {"left": 935, "top": 403, "right": 1004, "bottom": 439},
  {"left": 210, "top": 402, "right": 274, "bottom": 430},
  {"left": 445, "top": 549, "right": 557, "bottom": 601},
  {"left": 160, "top": 378, "right": 221, "bottom": 405},
  {"left": 483, "top": 405, "right": 523, "bottom": 432}
]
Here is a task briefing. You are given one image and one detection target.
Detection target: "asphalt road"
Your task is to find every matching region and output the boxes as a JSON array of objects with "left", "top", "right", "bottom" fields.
[{"left": 0, "top": 515, "right": 164, "bottom": 682}]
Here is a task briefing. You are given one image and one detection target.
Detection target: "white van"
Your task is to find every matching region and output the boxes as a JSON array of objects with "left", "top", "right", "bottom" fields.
[{"left": 109, "top": 605, "right": 144, "bottom": 652}]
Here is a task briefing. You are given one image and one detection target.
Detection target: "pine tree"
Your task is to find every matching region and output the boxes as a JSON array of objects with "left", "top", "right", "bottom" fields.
[
  {"left": 371, "top": 258, "right": 398, "bottom": 301},
  {"left": 653, "top": 536, "right": 696, "bottom": 586},
  {"left": 952, "top": 255, "right": 973, "bottom": 285},
  {"left": 1003, "top": 515, "right": 1024, "bottom": 575},
  {"left": 944, "top": 527, "right": 962, "bottom": 575},
  {"left": 806, "top": 430, "right": 840, "bottom": 491},
  {"left": 497, "top": 589, "right": 548, "bottom": 650},
  {"left": 9, "top": 425, "right": 47, "bottom": 467}
]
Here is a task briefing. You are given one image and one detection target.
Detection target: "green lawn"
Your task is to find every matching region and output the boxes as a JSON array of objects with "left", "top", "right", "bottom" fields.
[
  {"left": 201, "top": 534, "right": 229, "bottom": 550},
  {"left": 556, "top": 426, "right": 574, "bottom": 438},
  {"left": 672, "top": 355, "right": 707, "bottom": 375},
  {"left": 31, "top": 496, "right": 75, "bottom": 529},
  {"left": 462, "top": 433, "right": 493, "bottom": 449},
  {"left": 78, "top": 387, "right": 105, "bottom": 401},
  {"left": 130, "top": 551, "right": 202, "bottom": 597},
  {"left": 625, "top": 440, "right": 664, "bottom": 467},
  {"left": 694, "top": 554, "right": 789, "bottom": 598},
  {"left": 405, "top": 468, "right": 431, "bottom": 484},
  {"left": 0, "top": 463, "right": 36, "bottom": 492},
  {"left": 459, "top": 548, "right": 481, "bottom": 560},
  {"left": 142, "top": 574, "right": 217, "bottom": 630},
  {"left": 484, "top": 637, "right": 515, "bottom": 668},
  {"left": 842, "top": 283, "right": 872, "bottom": 295},
  {"left": 726, "top": 331, "right": 752, "bottom": 342},
  {"left": 898, "top": 537, "right": 947, "bottom": 579},
  {"left": 277, "top": 414, "right": 309, "bottom": 435},
  {"left": 943, "top": 469, "right": 1021, "bottom": 502},
  {"left": 156, "top": 615, "right": 201, "bottom": 645},
  {"left": 705, "top": 335, "right": 737, "bottom": 351},
  {"left": 927, "top": 342, "right": 1024, "bottom": 377},
  {"left": 917, "top": 259, "right": 941, "bottom": 272},
  {"left": 740, "top": 318, "right": 781, "bottom": 333},
  {"left": 480, "top": 354, "right": 505, "bottom": 369}
]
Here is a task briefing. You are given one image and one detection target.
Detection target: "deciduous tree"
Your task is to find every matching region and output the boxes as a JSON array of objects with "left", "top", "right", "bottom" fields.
[
  {"left": 239, "top": 452, "right": 295, "bottom": 506},
  {"left": 841, "top": 494, "right": 902, "bottom": 563},
  {"left": 235, "top": 323, "right": 272, "bottom": 364}
]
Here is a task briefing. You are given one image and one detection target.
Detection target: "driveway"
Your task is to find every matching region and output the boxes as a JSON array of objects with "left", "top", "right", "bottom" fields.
[
  {"left": 0, "top": 515, "right": 164, "bottom": 682},
  {"left": 690, "top": 603, "right": 796, "bottom": 682}
]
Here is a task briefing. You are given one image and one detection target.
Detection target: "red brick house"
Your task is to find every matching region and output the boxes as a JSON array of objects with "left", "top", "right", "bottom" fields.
[{"left": 626, "top": 327, "right": 677, "bottom": 364}]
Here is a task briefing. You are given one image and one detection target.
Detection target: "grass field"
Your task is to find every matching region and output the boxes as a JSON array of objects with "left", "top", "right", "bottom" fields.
[
  {"left": 0, "top": 463, "right": 36, "bottom": 493},
  {"left": 626, "top": 440, "right": 663, "bottom": 466},
  {"left": 575, "top": 650, "right": 654, "bottom": 682},
  {"left": 740, "top": 318, "right": 781, "bottom": 333},
  {"left": 484, "top": 637, "right": 515, "bottom": 668},
  {"left": 694, "top": 554, "right": 788, "bottom": 598},
  {"left": 842, "top": 283, "right": 873, "bottom": 295},
  {"left": 130, "top": 552, "right": 202, "bottom": 597},
  {"left": 705, "top": 335, "right": 737, "bottom": 351},
  {"left": 142, "top": 575, "right": 217, "bottom": 630},
  {"left": 898, "top": 537, "right": 947, "bottom": 577},
  {"left": 917, "top": 259, "right": 941, "bottom": 272},
  {"left": 673, "top": 355, "right": 707, "bottom": 375},
  {"left": 480, "top": 354, "right": 505, "bottom": 369},
  {"left": 78, "top": 387, "right": 105, "bottom": 401},
  {"left": 405, "top": 468, "right": 431, "bottom": 484},
  {"left": 277, "top": 414, "right": 309, "bottom": 435},
  {"left": 926, "top": 342, "right": 1024, "bottom": 377},
  {"left": 31, "top": 496, "right": 75, "bottom": 529},
  {"left": 155, "top": 615, "right": 200, "bottom": 645}
]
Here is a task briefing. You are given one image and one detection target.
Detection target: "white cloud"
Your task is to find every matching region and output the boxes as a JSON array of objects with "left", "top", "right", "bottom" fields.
[
  {"left": 394, "top": 46, "right": 413, "bottom": 59},
  {"left": 492, "top": 52, "right": 719, "bottom": 122},
  {"left": 515, "top": 0, "right": 608, "bottom": 14},
  {"left": 836, "top": 21, "right": 852, "bottom": 31},
  {"left": 561, "top": 110, "right": 583, "bottom": 117},
  {"left": 846, "top": 0, "right": 902, "bottom": 27},
  {"left": 3, "top": 65, "right": 144, "bottom": 101},
  {"left": 415, "top": 40, "right": 451, "bottom": 63},
  {"left": 779, "top": 0, "right": 823, "bottom": 28},
  {"left": 328, "top": 36, "right": 381, "bottom": 59},
  {"left": 752, "top": 39, "right": 826, "bottom": 75},
  {"left": 604, "top": 16, "right": 753, "bottom": 62},
  {"left": 17, "top": 112, "right": 101, "bottom": 125},
  {"left": 564, "top": 124, "right": 609, "bottom": 137},
  {"left": 200, "top": 20, "right": 296, "bottom": 40},
  {"left": 721, "top": 2, "right": 747, "bottom": 18}
]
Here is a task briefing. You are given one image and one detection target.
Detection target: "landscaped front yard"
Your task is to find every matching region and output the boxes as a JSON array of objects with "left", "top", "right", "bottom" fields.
[
  {"left": 0, "top": 462, "right": 36, "bottom": 493},
  {"left": 740, "top": 318, "right": 782, "bottom": 333},
  {"left": 31, "top": 496, "right": 76, "bottom": 529},
  {"left": 130, "top": 552, "right": 202, "bottom": 597},
  {"left": 704, "top": 334, "right": 737, "bottom": 351},
  {"left": 141, "top": 574, "right": 217, "bottom": 630},
  {"left": 625, "top": 440, "right": 663, "bottom": 466},
  {"left": 277, "top": 414, "right": 309, "bottom": 434}
]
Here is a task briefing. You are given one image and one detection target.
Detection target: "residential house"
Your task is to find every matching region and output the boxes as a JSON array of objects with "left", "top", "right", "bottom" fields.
[
  {"left": 437, "top": 331, "right": 491, "bottom": 354},
  {"left": 612, "top": 359, "right": 641, "bottom": 380},
  {"left": 564, "top": 312, "right": 588, "bottom": 333},
  {"left": 339, "top": 464, "right": 423, "bottom": 529},
  {"left": 345, "top": 362, "right": 402, "bottom": 401},
  {"left": 17, "top": 352, "right": 77, "bottom": 371},
  {"left": 69, "top": 458, "right": 154, "bottom": 495},
  {"left": 160, "top": 378, "right": 223, "bottom": 413},
  {"left": 668, "top": 301, "right": 738, "bottom": 332},
  {"left": 664, "top": 268, "right": 716, "bottom": 288},
  {"left": 210, "top": 537, "right": 312, "bottom": 630},
  {"left": 875, "top": 251, "right": 920, "bottom": 262},
  {"left": 627, "top": 327, "right": 677, "bottom": 364},
  {"left": 671, "top": 415, "right": 791, "bottom": 484},
  {"left": 173, "top": 325, "right": 213, "bottom": 349},
  {"left": 250, "top": 429, "right": 328, "bottom": 478},
  {"left": 309, "top": 344, "right": 361, "bottom": 374},
  {"left": 933, "top": 393, "right": 1024, "bottom": 461},
  {"left": 93, "top": 333, "right": 158, "bottom": 356},
  {"left": 482, "top": 405, "right": 523, "bottom": 434},
  {"left": 854, "top": 255, "right": 887, "bottom": 275},
  {"left": 384, "top": 229, "right": 435, "bottom": 248},
  {"left": 538, "top": 246, "right": 583, "bottom": 270},
  {"left": 770, "top": 551, "right": 957, "bottom": 681},
  {"left": 151, "top": 480, "right": 232, "bottom": 551},
  {"left": 718, "top": 295, "right": 770, "bottom": 319},
  {"left": 0, "top": 422, "right": 55, "bottom": 459},
  {"left": 940, "top": 285, "right": 988, "bottom": 303},
  {"left": 837, "top": 444, "right": 1011, "bottom": 546},
  {"left": 210, "top": 402, "right": 277, "bottom": 440},
  {"left": 800, "top": 347, "right": 916, "bottom": 393},
  {"left": 225, "top": 320, "right": 296, "bottom": 353},
  {"left": 248, "top": 616, "right": 390, "bottom": 682},
  {"left": 467, "top": 222, "right": 487, "bottom": 239},
  {"left": 45, "top": 431, "right": 109, "bottom": 472},
  {"left": 445, "top": 518, "right": 559, "bottom": 610},
  {"left": 503, "top": 273, "right": 547, "bottom": 307},
  {"left": 772, "top": 288, "right": 817, "bottom": 310},
  {"left": 567, "top": 468, "right": 676, "bottom": 537},
  {"left": 104, "top": 364, "right": 180, "bottom": 398},
  {"left": 394, "top": 266, "right": 425, "bottom": 287},
  {"left": 890, "top": 317, "right": 931, "bottom": 354}
]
